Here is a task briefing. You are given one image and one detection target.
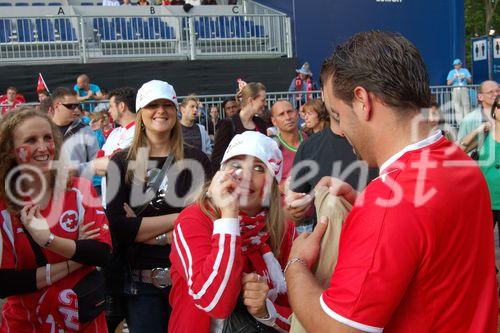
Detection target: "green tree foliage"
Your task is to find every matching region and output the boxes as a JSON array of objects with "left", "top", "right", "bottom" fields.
[{"left": 465, "top": 0, "right": 500, "bottom": 65}]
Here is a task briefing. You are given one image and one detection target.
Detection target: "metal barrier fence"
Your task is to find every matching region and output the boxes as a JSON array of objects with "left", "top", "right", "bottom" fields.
[
  {"left": 0, "top": 13, "right": 292, "bottom": 64},
  {"left": 1, "top": 86, "right": 481, "bottom": 130}
]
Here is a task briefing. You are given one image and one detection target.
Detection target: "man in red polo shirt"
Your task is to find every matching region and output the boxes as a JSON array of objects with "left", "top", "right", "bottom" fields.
[{"left": 285, "top": 31, "right": 498, "bottom": 332}]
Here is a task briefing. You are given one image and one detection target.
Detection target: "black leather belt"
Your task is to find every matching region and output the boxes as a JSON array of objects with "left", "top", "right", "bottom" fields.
[{"left": 131, "top": 268, "right": 171, "bottom": 289}]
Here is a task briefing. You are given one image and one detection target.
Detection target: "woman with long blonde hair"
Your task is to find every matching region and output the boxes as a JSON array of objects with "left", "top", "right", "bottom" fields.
[
  {"left": 210, "top": 81, "right": 268, "bottom": 173},
  {"left": 104, "top": 80, "right": 211, "bottom": 332},
  {"left": 170, "top": 131, "right": 296, "bottom": 333}
]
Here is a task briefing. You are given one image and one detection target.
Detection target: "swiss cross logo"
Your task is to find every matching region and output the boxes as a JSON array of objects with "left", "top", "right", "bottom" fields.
[{"left": 59, "top": 210, "right": 79, "bottom": 233}]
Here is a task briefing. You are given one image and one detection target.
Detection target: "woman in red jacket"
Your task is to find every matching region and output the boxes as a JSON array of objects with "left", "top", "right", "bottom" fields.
[
  {"left": 0, "top": 108, "right": 111, "bottom": 332},
  {"left": 170, "top": 131, "right": 296, "bottom": 332}
]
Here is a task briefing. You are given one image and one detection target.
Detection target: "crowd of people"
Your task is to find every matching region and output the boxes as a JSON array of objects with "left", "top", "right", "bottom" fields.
[{"left": 0, "top": 31, "right": 498, "bottom": 333}]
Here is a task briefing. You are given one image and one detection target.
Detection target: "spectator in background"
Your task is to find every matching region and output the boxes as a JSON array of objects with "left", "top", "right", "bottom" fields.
[
  {"left": 122, "top": 0, "right": 132, "bottom": 5},
  {"left": 38, "top": 95, "right": 53, "bottom": 115},
  {"left": 211, "top": 82, "right": 268, "bottom": 173},
  {"left": 170, "top": 0, "right": 185, "bottom": 4},
  {"left": 0, "top": 86, "right": 25, "bottom": 116},
  {"left": 179, "top": 95, "right": 212, "bottom": 156},
  {"left": 50, "top": 87, "right": 100, "bottom": 179},
  {"left": 137, "top": 0, "right": 150, "bottom": 5},
  {"left": 427, "top": 101, "right": 456, "bottom": 142},
  {"left": 207, "top": 105, "right": 221, "bottom": 140},
  {"left": 102, "top": 0, "right": 120, "bottom": 5},
  {"left": 271, "top": 100, "right": 307, "bottom": 195},
  {"left": 447, "top": 58, "right": 472, "bottom": 123},
  {"left": 222, "top": 97, "right": 239, "bottom": 118},
  {"left": 202, "top": 0, "right": 217, "bottom": 4},
  {"left": 301, "top": 98, "right": 329, "bottom": 135},
  {"left": 38, "top": 90, "right": 50, "bottom": 102},
  {"left": 74, "top": 74, "right": 104, "bottom": 112},
  {"left": 458, "top": 80, "right": 498, "bottom": 153},
  {"left": 288, "top": 62, "right": 318, "bottom": 109},
  {"left": 94, "top": 88, "right": 110, "bottom": 113},
  {"left": 89, "top": 111, "right": 108, "bottom": 148}
]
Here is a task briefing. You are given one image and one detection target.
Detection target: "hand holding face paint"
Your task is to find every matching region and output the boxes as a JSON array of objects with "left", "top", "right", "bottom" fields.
[
  {"left": 20, "top": 204, "right": 51, "bottom": 247},
  {"left": 207, "top": 169, "right": 241, "bottom": 218}
]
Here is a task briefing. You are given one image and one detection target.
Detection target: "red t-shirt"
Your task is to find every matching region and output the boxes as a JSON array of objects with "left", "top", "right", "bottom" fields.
[
  {"left": 321, "top": 134, "right": 498, "bottom": 332},
  {"left": 0, "top": 177, "right": 111, "bottom": 333},
  {"left": 169, "top": 204, "right": 296, "bottom": 333}
]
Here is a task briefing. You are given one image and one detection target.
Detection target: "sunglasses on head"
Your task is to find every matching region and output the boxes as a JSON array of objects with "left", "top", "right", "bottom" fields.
[{"left": 61, "top": 103, "right": 80, "bottom": 110}]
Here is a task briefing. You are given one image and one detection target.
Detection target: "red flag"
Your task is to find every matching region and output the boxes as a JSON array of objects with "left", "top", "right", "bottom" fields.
[{"left": 36, "top": 73, "right": 49, "bottom": 94}]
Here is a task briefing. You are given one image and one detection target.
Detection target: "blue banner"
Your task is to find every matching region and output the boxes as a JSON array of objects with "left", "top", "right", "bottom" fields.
[
  {"left": 471, "top": 36, "right": 490, "bottom": 83},
  {"left": 493, "top": 36, "right": 500, "bottom": 83}
]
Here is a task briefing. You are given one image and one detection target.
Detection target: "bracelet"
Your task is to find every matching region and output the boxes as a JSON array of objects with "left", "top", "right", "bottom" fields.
[
  {"left": 283, "top": 257, "right": 307, "bottom": 275},
  {"left": 155, "top": 233, "right": 169, "bottom": 246},
  {"left": 43, "top": 233, "right": 55, "bottom": 248},
  {"left": 45, "top": 264, "right": 52, "bottom": 286},
  {"left": 66, "top": 261, "right": 70, "bottom": 275}
]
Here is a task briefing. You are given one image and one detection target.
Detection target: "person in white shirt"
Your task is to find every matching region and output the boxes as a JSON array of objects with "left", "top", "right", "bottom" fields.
[
  {"left": 95, "top": 87, "right": 137, "bottom": 206},
  {"left": 179, "top": 95, "right": 213, "bottom": 156}
]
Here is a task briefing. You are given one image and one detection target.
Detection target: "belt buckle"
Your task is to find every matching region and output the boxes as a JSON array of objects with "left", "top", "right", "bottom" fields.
[{"left": 151, "top": 268, "right": 170, "bottom": 289}]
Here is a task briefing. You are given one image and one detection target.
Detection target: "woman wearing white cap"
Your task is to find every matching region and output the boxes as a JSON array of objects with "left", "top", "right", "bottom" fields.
[
  {"left": 170, "top": 131, "right": 296, "bottom": 332},
  {"left": 104, "top": 80, "right": 211, "bottom": 332}
]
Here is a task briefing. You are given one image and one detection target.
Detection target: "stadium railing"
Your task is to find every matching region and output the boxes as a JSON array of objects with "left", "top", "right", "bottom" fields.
[
  {"left": 0, "top": 2, "right": 292, "bottom": 64},
  {"left": 2, "top": 86, "right": 480, "bottom": 130}
]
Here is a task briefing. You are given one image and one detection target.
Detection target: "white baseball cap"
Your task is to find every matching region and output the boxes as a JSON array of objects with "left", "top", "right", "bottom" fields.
[
  {"left": 136, "top": 80, "right": 178, "bottom": 112},
  {"left": 221, "top": 131, "right": 283, "bottom": 182}
]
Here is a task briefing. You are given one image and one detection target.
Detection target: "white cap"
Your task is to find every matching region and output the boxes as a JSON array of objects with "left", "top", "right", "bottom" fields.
[
  {"left": 136, "top": 80, "right": 178, "bottom": 112},
  {"left": 221, "top": 131, "right": 283, "bottom": 182}
]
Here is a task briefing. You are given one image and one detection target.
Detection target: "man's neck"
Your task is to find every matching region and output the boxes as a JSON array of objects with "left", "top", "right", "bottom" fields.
[
  {"left": 375, "top": 116, "right": 435, "bottom": 169},
  {"left": 180, "top": 118, "right": 195, "bottom": 127},
  {"left": 279, "top": 129, "right": 301, "bottom": 147},
  {"left": 53, "top": 118, "right": 73, "bottom": 127},
  {"left": 120, "top": 112, "right": 136, "bottom": 128}
]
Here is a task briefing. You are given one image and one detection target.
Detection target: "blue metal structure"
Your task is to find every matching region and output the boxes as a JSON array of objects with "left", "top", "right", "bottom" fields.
[{"left": 256, "top": 0, "right": 465, "bottom": 86}]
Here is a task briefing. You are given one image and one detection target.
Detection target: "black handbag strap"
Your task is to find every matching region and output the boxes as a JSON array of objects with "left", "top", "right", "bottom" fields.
[
  {"left": 134, "top": 154, "right": 174, "bottom": 217},
  {"left": 23, "top": 227, "right": 48, "bottom": 267}
]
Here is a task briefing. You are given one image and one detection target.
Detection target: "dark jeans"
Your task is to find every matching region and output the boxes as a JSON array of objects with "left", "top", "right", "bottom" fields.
[{"left": 125, "top": 282, "right": 171, "bottom": 333}]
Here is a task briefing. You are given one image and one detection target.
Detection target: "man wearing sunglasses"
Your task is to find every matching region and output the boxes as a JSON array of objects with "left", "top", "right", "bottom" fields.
[{"left": 50, "top": 87, "right": 100, "bottom": 180}]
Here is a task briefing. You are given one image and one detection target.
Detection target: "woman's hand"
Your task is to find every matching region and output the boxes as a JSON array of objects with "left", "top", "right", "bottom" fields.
[
  {"left": 476, "top": 122, "right": 491, "bottom": 135},
  {"left": 242, "top": 273, "right": 270, "bottom": 318},
  {"left": 20, "top": 204, "right": 51, "bottom": 247},
  {"left": 207, "top": 170, "right": 240, "bottom": 218},
  {"left": 78, "top": 221, "right": 100, "bottom": 240}
]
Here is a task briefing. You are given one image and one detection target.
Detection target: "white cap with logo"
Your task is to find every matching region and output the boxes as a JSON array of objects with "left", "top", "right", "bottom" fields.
[
  {"left": 136, "top": 80, "right": 178, "bottom": 112},
  {"left": 221, "top": 131, "right": 283, "bottom": 182}
]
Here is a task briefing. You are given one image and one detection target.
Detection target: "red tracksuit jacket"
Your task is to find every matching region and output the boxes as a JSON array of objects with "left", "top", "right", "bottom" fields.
[{"left": 169, "top": 204, "right": 296, "bottom": 332}]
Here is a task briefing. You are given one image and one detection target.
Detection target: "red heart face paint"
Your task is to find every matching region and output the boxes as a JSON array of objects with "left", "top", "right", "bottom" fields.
[
  {"left": 15, "top": 145, "right": 32, "bottom": 163},
  {"left": 47, "top": 139, "right": 55, "bottom": 157}
]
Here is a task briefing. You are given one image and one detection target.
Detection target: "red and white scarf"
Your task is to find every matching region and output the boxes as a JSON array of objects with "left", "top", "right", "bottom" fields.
[
  {"left": 294, "top": 75, "right": 314, "bottom": 102},
  {"left": 239, "top": 211, "right": 287, "bottom": 300}
]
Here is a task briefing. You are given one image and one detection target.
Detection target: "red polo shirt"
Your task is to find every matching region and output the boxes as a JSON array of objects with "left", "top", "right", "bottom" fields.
[{"left": 321, "top": 132, "right": 498, "bottom": 332}]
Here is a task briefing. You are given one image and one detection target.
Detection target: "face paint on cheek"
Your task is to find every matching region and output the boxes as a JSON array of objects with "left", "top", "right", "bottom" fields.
[
  {"left": 47, "top": 140, "right": 56, "bottom": 157},
  {"left": 15, "top": 145, "right": 32, "bottom": 163}
]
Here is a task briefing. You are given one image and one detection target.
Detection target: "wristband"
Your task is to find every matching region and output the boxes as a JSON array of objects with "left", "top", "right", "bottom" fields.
[
  {"left": 283, "top": 257, "right": 307, "bottom": 275},
  {"left": 45, "top": 264, "right": 52, "bottom": 286},
  {"left": 43, "top": 233, "right": 55, "bottom": 248}
]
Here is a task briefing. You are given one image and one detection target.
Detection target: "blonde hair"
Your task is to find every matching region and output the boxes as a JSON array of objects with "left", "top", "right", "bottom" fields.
[
  {"left": 0, "top": 108, "right": 64, "bottom": 213},
  {"left": 180, "top": 94, "right": 200, "bottom": 109},
  {"left": 197, "top": 179, "right": 285, "bottom": 258},
  {"left": 236, "top": 82, "right": 266, "bottom": 108},
  {"left": 126, "top": 109, "right": 184, "bottom": 184}
]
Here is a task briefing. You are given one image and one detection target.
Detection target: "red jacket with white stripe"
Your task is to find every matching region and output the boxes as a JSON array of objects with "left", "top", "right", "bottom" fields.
[{"left": 169, "top": 204, "right": 296, "bottom": 333}]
